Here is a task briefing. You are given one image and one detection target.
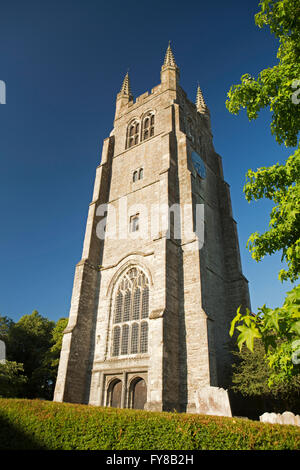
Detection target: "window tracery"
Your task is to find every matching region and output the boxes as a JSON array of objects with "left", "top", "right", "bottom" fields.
[{"left": 111, "top": 267, "right": 150, "bottom": 357}]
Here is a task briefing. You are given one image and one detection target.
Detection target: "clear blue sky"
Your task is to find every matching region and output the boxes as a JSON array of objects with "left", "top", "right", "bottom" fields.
[{"left": 0, "top": 0, "right": 294, "bottom": 323}]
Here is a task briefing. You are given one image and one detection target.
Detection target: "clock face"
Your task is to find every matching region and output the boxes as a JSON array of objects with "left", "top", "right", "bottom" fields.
[{"left": 191, "top": 151, "right": 206, "bottom": 178}]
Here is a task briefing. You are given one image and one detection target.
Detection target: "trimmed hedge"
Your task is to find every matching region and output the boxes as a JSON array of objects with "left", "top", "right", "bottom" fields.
[{"left": 0, "top": 398, "right": 299, "bottom": 450}]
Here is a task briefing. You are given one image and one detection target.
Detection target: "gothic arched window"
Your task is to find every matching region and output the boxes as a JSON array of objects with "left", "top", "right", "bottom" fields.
[
  {"left": 142, "top": 112, "right": 155, "bottom": 141},
  {"left": 127, "top": 120, "right": 140, "bottom": 149},
  {"left": 111, "top": 267, "right": 150, "bottom": 357}
]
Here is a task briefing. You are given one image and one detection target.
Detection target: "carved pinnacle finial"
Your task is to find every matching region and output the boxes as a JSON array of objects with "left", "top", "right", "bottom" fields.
[
  {"left": 163, "top": 41, "right": 177, "bottom": 68},
  {"left": 120, "top": 71, "right": 132, "bottom": 96},
  {"left": 196, "top": 83, "right": 209, "bottom": 114}
]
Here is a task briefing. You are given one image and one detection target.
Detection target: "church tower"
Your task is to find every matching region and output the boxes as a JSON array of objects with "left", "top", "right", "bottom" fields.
[{"left": 54, "top": 44, "right": 251, "bottom": 412}]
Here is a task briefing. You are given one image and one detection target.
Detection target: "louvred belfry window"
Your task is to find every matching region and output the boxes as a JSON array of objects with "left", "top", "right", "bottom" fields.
[
  {"left": 142, "top": 112, "right": 155, "bottom": 141},
  {"left": 111, "top": 267, "right": 150, "bottom": 357},
  {"left": 126, "top": 120, "right": 140, "bottom": 148}
]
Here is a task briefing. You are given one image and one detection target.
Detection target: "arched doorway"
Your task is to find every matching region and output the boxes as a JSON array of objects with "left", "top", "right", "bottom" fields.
[
  {"left": 107, "top": 379, "right": 122, "bottom": 408},
  {"left": 129, "top": 377, "right": 147, "bottom": 410}
]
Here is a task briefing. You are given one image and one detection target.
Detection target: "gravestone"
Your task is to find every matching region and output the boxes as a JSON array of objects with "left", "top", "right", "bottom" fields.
[
  {"left": 194, "top": 386, "right": 232, "bottom": 417},
  {"left": 260, "top": 411, "right": 300, "bottom": 426},
  {"left": 0, "top": 340, "right": 6, "bottom": 363}
]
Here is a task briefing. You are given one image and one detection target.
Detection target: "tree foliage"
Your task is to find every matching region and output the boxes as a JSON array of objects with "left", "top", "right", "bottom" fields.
[
  {"left": 230, "top": 286, "right": 300, "bottom": 386},
  {"left": 46, "top": 317, "right": 68, "bottom": 369},
  {"left": 226, "top": 0, "right": 300, "bottom": 147},
  {"left": 7, "top": 310, "right": 55, "bottom": 398},
  {"left": 245, "top": 150, "right": 300, "bottom": 282},
  {"left": 0, "top": 361, "right": 27, "bottom": 398},
  {"left": 231, "top": 339, "right": 300, "bottom": 403},
  {"left": 227, "top": 0, "right": 300, "bottom": 385},
  {"left": 226, "top": 0, "right": 300, "bottom": 283},
  {"left": 0, "top": 316, "right": 14, "bottom": 343},
  {"left": 0, "top": 311, "right": 67, "bottom": 399}
]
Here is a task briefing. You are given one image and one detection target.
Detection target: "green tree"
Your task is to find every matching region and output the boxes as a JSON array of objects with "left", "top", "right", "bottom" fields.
[
  {"left": 0, "top": 315, "right": 14, "bottom": 343},
  {"left": 231, "top": 339, "right": 300, "bottom": 408},
  {"left": 7, "top": 310, "right": 55, "bottom": 398},
  {"left": 227, "top": 0, "right": 300, "bottom": 384},
  {"left": 47, "top": 317, "right": 68, "bottom": 369},
  {"left": 0, "top": 313, "right": 68, "bottom": 399},
  {"left": 231, "top": 285, "right": 300, "bottom": 385},
  {"left": 43, "top": 317, "right": 68, "bottom": 395},
  {"left": 0, "top": 361, "right": 27, "bottom": 398}
]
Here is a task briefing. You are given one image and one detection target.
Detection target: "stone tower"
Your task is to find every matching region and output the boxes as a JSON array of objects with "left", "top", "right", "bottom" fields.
[{"left": 54, "top": 44, "right": 250, "bottom": 412}]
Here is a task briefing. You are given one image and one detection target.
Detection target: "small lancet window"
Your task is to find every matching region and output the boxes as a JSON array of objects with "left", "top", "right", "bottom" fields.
[
  {"left": 133, "top": 171, "right": 138, "bottom": 182},
  {"left": 132, "top": 168, "right": 144, "bottom": 183},
  {"left": 130, "top": 214, "right": 139, "bottom": 232},
  {"left": 133, "top": 168, "right": 143, "bottom": 182}
]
